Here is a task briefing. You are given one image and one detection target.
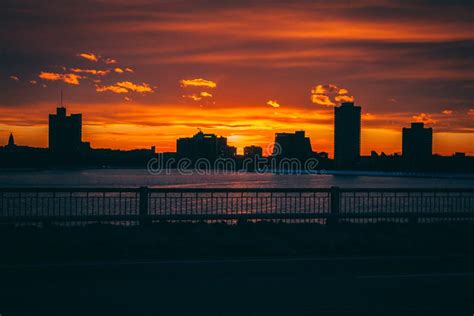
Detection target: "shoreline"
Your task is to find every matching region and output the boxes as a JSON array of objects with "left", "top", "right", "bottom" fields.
[{"left": 0, "top": 167, "right": 473, "bottom": 180}]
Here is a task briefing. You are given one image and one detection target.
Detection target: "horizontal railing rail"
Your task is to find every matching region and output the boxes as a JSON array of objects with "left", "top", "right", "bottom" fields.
[
  {"left": 0, "top": 187, "right": 473, "bottom": 193},
  {"left": 0, "top": 187, "right": 473, "bottom": 225}
]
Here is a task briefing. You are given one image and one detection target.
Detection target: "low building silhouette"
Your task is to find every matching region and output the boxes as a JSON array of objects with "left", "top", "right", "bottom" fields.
[
  {"left": 273, "top": 131, "right": 313, "bottom": 160},
  {"left": 177, "top": 131, "right": 236, "bottom": 161},
  {"left": 0, "top": 132, "right": 50, "bottom": 167},
  {"left": 83, "top": 147, "right": 156, "bottom": 167},
  {"left": 244, "top": 146, "right": 263, "bottom": 158},
  {"left": 359, "top": 151, "right": 403, "bottom": 171}
]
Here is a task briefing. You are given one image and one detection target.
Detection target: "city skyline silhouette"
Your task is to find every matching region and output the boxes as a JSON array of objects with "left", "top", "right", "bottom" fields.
[
  {"left": 1, "top": 103, "right": 472, "bottom": 173},
  {"left": 1, "top": 2, "right": 474, "bottom": 315},
  {"left": 2, "top": 1, "right": 473, "bottom": 156},
  {"left": 1, "top": 97, "right": 473, "bottom": 158}
]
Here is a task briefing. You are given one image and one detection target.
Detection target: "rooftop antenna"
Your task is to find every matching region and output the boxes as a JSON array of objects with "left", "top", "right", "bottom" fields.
[{"left": 60, "top": 89, "right": 63, "bottom": 107}]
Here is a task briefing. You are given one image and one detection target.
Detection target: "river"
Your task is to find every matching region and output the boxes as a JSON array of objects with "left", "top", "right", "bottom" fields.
[{"left": 0, "top": 169, "right": 472, "bottom": 188}]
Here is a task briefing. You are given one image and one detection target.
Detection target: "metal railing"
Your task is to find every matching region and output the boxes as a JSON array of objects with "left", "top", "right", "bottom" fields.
[{"left": 0, "top": 187, "right": 473, "bottom": 225}]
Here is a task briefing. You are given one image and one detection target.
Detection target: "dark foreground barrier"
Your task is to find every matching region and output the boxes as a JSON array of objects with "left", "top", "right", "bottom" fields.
[{"left": 0, "top": 187, "right": 473, "bottom": 225}]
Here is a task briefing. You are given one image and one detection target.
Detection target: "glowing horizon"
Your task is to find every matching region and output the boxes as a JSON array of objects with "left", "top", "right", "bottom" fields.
[
  {"left": 1, "top": 1, "right": 473, "bottom": 156},
  {"left": 1, "top": 100, "right": 472, "bottom": 157}
]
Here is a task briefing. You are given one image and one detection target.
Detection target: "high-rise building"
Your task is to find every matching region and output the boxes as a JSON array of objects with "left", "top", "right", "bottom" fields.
[
  {"left": 177, "top": 131, "right": 236, "bottom": 160},
  {"left": 402, "top": 122, "right": 432, "bottom": 162},
  {"left": 273, "top": 131, "right": 313, "bottom": 160},
  {"left": 48, "top": 107, "right": 82, "bottom": 153},
  {"left": 334, "top": 102, "right": 361, "bottom": 169}
]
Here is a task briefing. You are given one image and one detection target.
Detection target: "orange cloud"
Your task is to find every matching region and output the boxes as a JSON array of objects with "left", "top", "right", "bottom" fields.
[
  {"left": 60, "top": 74, "right": 82, "bottom": 85},
  {"left": 9, "top": 75, "right": 19, "bottom": 81},
  {"left": 78, "top": 53, "right": 99, "bottom": 62},
  {"left": 95, "top": 85, "right": 129, "bottom": 94},
  {"left": 95, "top": 81, "right": 154, "bottom": 94},
  {"left": 70, "top": 68, "right": 109, "bottom": 76},
  {"left": 38, "top": 72, "right": 62, "bottom": 81},
  {"left": 131, "top": 7, "right": 473, "bottom": 45},
  {"left": 38, "top": 72, "right": 82, "bottom": 85},
  {"left": 125, "top": 68, "right": 134, "bottom": 73},
  {"left": 116, "top": 81, "right": 154, "bottom": 93},
  {"left": 200, "top": 91, "right": 213, "bottom": 98},
  {"left": 114, "top": 68, "right": 124, "bottom": 73},
  {"left": 311, "top": 83, "right": 354, "bottom": 107},
  {"left": 468, "top": 109, "right": 474, "bottom": 116},
  {"left": 412, "top": 113, "right": 437, "bottom": 124},
  {"left": 312, "top": 84, "right": 345, "bottom": 95},
  {"left": 312, "top": 84, "right": 328, "bottom": 95},
  {"left": 442, "top": 109, "right": 453, "bottom": 115},
  {"left": 267, "top": 100, "right": 280, "bottom": 108},
  {"left": 311, "top": 94, "right": 335, "bottom": 107},
  {"left": 335, "top": 95, "right": 355, "bottom": 103},
  {"left": 183, "top": 91, "right": 214, "bottom": 102},
  {"left": 180, "top": 78, "right": 217, "bottom": 88},
  {"left": 105, "top": 58, "right": 117, "bottom": 64},
  {"left": 183, "top": 94, "right": 202, "bottom": 101}
]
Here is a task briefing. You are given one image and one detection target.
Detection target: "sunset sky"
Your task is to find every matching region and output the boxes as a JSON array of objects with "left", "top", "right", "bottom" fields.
[{"left": 1, "top": 0, "right": 473, "bottom": 156}]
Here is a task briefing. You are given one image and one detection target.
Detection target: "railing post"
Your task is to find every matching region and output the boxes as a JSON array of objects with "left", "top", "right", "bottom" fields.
[
  {"left": 139, "top": 186, "right": 150, "bottom": 226},
  {"left": 329, "top": 186, "right": 340, "bottom": 226}
]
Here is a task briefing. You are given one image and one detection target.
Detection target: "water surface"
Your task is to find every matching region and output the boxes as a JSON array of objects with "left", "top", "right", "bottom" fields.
[{"left": 0, "top": 169, "right": 472, "bottom": 188}]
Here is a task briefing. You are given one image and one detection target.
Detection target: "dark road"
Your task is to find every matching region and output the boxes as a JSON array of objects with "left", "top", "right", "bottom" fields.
[{"left": 1, "top": 255, "right": 474, "bottom": 315}]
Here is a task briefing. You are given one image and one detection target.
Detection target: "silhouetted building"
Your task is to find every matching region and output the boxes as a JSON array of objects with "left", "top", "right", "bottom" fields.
[
  {"left": 402, "top": 122, "right": 432, "bottom": 163},
  {"left": 6, "top": 133, "right": 15, "bottom": 148},
  {"left": 244, "top": 146, "right": 263, "bottom": 158},
  {"left": 315, "top": 152, "right": 329, "bottom": 160},
  {"left": 359, "top": 151, "right": 403, "bottom": 171},
  {"left": 0, "top": 133, "right": 50, "bottom": 167},
  {"left": 334, "top": 102, "right": 361, "bottom": 169},
  {"left": 49, "top": 107, "right": 83, "bottom": 153},
  {"left": 225, "top": 146, "right": 237, "bottom": 158},
  {"left": 273, "top": 131, "right": 313, "bottom": 160},
  {"left": 177, "top": 131, "right": 236, "bottom": 161},
  {"left": 84, "top": 147, "right": 156, "bottom": 167}
]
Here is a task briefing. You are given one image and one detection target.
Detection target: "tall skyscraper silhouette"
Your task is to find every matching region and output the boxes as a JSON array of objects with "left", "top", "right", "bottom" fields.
[
  {"left": 48, "top": 107, "right": 82, "bottom": 153},
  {"left": 334, "top": 102, "right": 361, "bottom": 169},
  {"left": 402, "top": 122, "right": 432, "bottom": 163}
]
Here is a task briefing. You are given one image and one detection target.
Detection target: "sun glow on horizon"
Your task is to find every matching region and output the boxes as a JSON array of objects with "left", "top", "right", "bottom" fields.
[{"left": 2, "top": 1, "right": 473, "bottom": 156}]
